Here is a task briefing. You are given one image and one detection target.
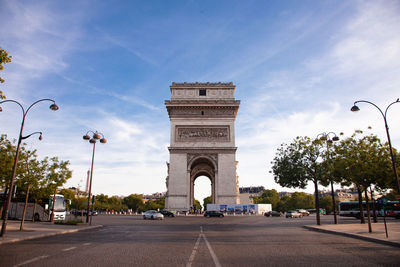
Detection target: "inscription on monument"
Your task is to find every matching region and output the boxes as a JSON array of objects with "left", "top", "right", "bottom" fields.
[{"left": 176, "top": 126, "right": 230, "bottom": 142}]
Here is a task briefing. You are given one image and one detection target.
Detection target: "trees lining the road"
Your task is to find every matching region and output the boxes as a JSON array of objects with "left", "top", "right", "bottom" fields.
[
  {"left": 270, "top": 129, "right": 398, "bottom": 225},
  {"left": 271, "top": 136, "right": 325, "bottom": 225},
  {"left": 0, "top": 135, "right": 72, "bottom": 217}
]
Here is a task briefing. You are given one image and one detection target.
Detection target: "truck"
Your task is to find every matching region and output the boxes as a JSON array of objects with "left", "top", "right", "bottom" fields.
[{"left": 8, "top": 194, "right": 68, "bottom": 221}]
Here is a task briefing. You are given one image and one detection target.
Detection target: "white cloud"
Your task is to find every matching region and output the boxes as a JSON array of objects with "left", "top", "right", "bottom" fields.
[{"left": 235, "top": 1, "right": 400, "bottom": 193}]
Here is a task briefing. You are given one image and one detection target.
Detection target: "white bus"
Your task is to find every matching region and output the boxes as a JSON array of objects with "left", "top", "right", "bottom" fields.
[
  {"left": 338, "top": 201, "right": 400, "bottom": 219},
  {"left": 8, "top": 194, "right": 68, "bottom": 221}
]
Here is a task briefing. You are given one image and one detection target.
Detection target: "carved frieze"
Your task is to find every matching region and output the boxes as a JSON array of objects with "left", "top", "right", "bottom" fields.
[
  {"left": 176, "top": 126, "right": 230, "bottom": 142},
  {"left": 168, "top": 107, "right": 236, "bottom": 117}
]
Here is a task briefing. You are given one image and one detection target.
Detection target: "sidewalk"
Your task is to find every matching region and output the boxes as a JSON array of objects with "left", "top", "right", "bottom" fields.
[
  {"left": 0, "top": 220, "right": 102, "bottom": 245},
  {"left": 304, "top": 221, "right": 400, "bottom": 248}
]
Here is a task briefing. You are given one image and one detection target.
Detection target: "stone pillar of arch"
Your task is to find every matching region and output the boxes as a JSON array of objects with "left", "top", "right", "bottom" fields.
[{"left": 165, "top": 82, "right": 240, "bottom": 212}]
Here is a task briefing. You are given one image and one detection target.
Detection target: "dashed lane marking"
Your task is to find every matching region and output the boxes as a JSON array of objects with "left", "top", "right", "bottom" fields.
[
  {"left": 202, "top": 233, "right": 222, "bottom": 267},
  {"left": 14, "top": 255, "right": 49, "bottom": 267},
  {"left": 62, "top": 246, "right": 77, "bottom": 252},
  {"left": 186, "top": 232, "right": 202, "bottom": 267}
]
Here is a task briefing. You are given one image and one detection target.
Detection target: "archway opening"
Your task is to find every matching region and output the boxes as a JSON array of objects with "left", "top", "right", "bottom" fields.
[
  {"left": 194, "top": 175, "right": 212, "bottom": 210},
  {"left": 189, "top": 157, "right": 216, "bottom": 210}
]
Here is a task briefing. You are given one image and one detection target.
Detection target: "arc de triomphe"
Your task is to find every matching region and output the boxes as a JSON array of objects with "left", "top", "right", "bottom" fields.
[{"left": 165, "top": 82, "right": 240, "bottom": 211}]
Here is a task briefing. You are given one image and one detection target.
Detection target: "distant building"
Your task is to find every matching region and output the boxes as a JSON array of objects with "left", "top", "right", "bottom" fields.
[
  {"left": 68, "top": 187, "right": 88, "bottom": 198},
  {"left": 239, "top": 186, "right": 265, "bottom": 204},
  {"left": 142, "top": 192, "right": 165, "bottom": 203},
  {"left": 279, "top": 191, "right": 293, "bottom": 198}
]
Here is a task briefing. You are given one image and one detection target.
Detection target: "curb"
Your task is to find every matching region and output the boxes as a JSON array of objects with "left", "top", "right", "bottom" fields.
[
  {"left": 303, "top": 225, "right": 400, "bottom": 248},
  {"left": 0, "top": 225, "right": 103, "bottom": 245}
]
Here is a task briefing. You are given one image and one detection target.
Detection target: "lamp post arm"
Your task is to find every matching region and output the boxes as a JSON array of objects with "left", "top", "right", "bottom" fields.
[
  {"left": 384, "top": 99, "right": 399, "bottom": 118},
  {"left": 22, "top": 131, "right": 42, "bottom": 140},
  {"left": 354, "top": 100, "right": 385, "bottom": 120},
  {"left": 0, "top": 99, "right": 26, "bottom": 114},
  {"left": 25, "top": 99, "right": 56, "bottom": 117}
]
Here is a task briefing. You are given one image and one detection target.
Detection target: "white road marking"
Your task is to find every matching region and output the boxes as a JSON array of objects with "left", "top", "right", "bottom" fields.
[
  {"left": 186, "top": 226, "right": 221, "bottom": 267},
  {"left": 186, "top": 233, "right": 202, "bottom": 267},
  {"left": 62, "top": 246, "right": 77, "bottom": 252},
  {"left": 14, "top": 255, "right": 49, "bottom": 267},
  {"left": 83, "top": 242, "right": 91, "bottom": 246},
  {"left": 202, "top": 233, "right": 222, "bottom": 267}
]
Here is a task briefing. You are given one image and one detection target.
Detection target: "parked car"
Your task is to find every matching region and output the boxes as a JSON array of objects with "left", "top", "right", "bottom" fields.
[
  {"left": 297, "top": 209, "right": 310, "bottom": 216},
  {"left": 143, "top": 210, "right": 164, "bottom": 220},
  {"left": 204, "top": 210, "right": 224, "bottom": 217},
  {"left": 264, "top": 211, "right": 283, "bottom": 217},
  {"left": 159, "top": 210, "right": 175, "bottom": 217},
  {"left": 286, "top": 210, "right": 303, "bottom": 218}
]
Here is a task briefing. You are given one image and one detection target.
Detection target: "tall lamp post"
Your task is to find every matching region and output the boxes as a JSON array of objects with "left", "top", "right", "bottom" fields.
[
  {"left": 0, "top": 99, "right": 58, "bottom": 237},
  {"left": 351, "top": 99, "right": 400, "bottom": 196},
  {"left": 317, "top": 132, "right": 340, "bottom": 224},
  {"left": 83, "top": 131, "right": 106, "bottom": 224}
]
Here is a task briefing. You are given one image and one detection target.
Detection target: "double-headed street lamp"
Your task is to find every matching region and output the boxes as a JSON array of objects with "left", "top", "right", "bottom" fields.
[
  {"left": 83, "top": 130, "right": 106, "bottom": 224},
  {"left": 0, "top": 99, "right": 58, "bottom": 237},
  {"left": 351, "top": 99, "right": 400, "bottom": 196},
  {"left": 317, "top": 132, "right": 340, "bottom": 224}
]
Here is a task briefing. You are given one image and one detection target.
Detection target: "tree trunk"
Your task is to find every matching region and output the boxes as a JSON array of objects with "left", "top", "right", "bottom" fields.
[
  {"left": 364, "top": 189, "right": 372, "bottom": 233},
  {"left": 370, "top": 187, "right": 377, "bottom": 223},
  {"left": 20, "top": 184, "right": 31, "bottom": 231},
  {"left": 314, "top": 181, "right": 321, "bottom": 225},
  {"left": 357, "top": 186, "right": 365, "bottom": 224},
  {"left": 1, "top": 184, "right": 10, "bottom": 220}
]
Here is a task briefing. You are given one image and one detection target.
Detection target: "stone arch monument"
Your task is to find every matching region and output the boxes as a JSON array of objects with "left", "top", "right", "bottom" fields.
[{"left": 165, "top": 82, "right": 240, "bottom": 211}]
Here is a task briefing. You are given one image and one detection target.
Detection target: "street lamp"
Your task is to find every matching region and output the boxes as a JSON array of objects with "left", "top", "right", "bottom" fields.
[
  {"left": 83, "top": 130, "right": 106, "bottom": 224},
  {"left": 0, "top": 99, "right": 58, "bottom": 237},
  {"left": 351, "top": 99, "right": 400, "bottom": 196},
  {"left": 317, "top": 132, "right": 340, "bottom": 224}
]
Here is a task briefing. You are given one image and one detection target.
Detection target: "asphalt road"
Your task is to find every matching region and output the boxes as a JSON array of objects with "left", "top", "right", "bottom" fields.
[{"left": 1, "top": 215, "right": 399, "bottom": 266}]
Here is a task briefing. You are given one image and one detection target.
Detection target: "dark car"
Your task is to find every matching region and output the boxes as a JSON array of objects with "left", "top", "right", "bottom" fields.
[
  {"left": 159, "top": 210, "right": 175, "bottom": 217},
  {"left": 204, "top": 210, "right": 224, "bottom": 217},
  {"left": 264, "top": 211, "right": 283, "bottom": 217}
]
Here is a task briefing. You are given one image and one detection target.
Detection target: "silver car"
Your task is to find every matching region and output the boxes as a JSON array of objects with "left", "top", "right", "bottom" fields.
[
  {"left": 286, "top": 210, "right": 303, "bottom": 218},
  {"left": 143, "top": 210, "right": 164, "bottom": 220}
]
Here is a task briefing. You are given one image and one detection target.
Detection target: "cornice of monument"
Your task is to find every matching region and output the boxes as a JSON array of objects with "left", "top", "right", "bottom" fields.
[
  {"left": 170, "top": 82, "right": 235, "bottom": 88},
  {"left": 168, "top": 147, "right": 237, "bottom": 154},
  {"left": 165, "top": 99, "right": 240, "bottom": 105}
]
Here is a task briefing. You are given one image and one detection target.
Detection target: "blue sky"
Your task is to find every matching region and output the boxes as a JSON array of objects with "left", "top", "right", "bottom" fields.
[{"left": 1, "top": 0, "right": 399, "bottom": 202}]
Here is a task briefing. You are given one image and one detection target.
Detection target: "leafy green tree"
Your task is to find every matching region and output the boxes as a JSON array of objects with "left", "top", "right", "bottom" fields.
[
  {"left": 123, "top": 194, "right": 144, "bottom": 212},
  {"left": 287, "top": 192, "right": 314, "bottom": 210},
  {"left": 319, "top": 195, "right": 333, "bottom": 214},
  {"left": 93, "top": 194, "right": 109, "bottom": 211},
  {"left": 0, "top": 48, "right": 12, "bottom": 99},
  {"left": 193, "top": 199, "right": 201, "bottom": 211},
  {"left": 0, "top": 135, "right": 16, "bottom": 190},
  {"left": 72, "top": 197, "right": 88, "bottom": 211},
  {"left": 38, "top": 157, "right": 72, "bottom": 200},
  {"left": 332, "top": 130, "right": 393, "bottom": 228},
  {"left": 142, "top": 197, "right": 164, "bottom": 211},
  {"left": 253, "top": 189, "right": 280, "bottom": 210},
  {"left": 203, "top": 196, "right": 212, "bottom": 210},
  {"left": 271, "top": 136, "right": 324, "bottom": 225}
]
